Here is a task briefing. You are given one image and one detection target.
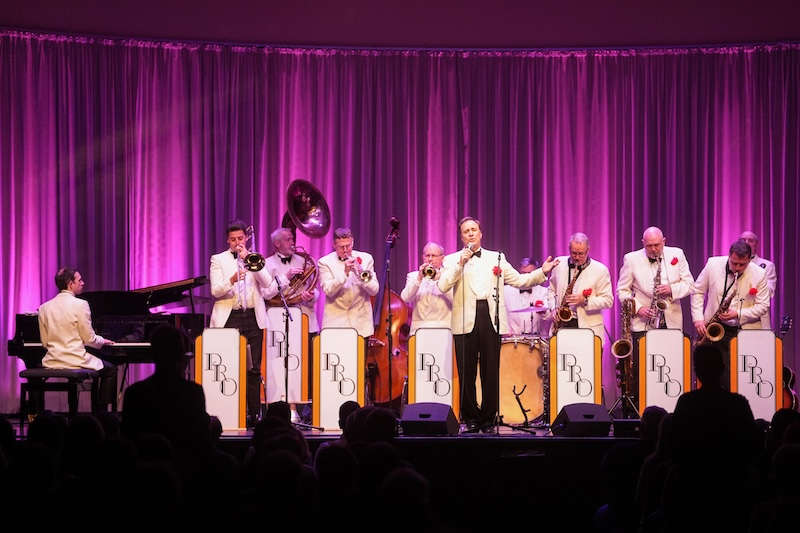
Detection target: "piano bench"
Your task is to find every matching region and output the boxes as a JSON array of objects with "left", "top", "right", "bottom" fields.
[{"left": 18, "top": 368, "right": 101, "bottom": 433}]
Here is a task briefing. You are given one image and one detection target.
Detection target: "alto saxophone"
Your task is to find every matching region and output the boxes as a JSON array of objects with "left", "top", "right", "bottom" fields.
[
  {"left": 647, "top": 257, "right": 668, "bottom": 329},
  {"left": 552, "top": 264, "right": 584, "bottom": 335},
  {"left": 697, "top": 273, "right": 740, "bottom": 345}
]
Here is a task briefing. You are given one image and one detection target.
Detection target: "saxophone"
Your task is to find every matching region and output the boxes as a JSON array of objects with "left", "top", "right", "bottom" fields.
[
  {"left": 552, "top": 264, "right": 584, "bottom": 335},
  {"left": 697, "top": 272, "right": 740, "bottom": 345},
  {"left": 612, "top": 298, "right": 635, "bottom": 359},
  {"left": 647, "top": 257, "right": 668, "bottom": 329}
]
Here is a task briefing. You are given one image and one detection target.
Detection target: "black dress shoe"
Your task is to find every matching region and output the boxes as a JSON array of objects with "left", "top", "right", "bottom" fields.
[{"left": 246, "top": 414, "right": 259, "bottom": 429}]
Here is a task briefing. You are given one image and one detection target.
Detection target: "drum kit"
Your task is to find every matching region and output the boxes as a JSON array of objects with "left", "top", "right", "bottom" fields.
[{"left": 499, "top": 303, "right": 553, "bottom": 427}]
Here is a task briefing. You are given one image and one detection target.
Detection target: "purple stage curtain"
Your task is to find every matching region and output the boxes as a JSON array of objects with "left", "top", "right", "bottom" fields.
[{"left": 1, "top": 30, "right": 798, "bottom": 413}]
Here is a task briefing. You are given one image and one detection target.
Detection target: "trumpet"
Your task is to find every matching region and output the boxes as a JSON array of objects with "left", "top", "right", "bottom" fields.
[
  {"left": 422, "top": 264, "right": 437, "bottom": 278},
  {"left": 347, "top": 256, "right": 373, "bottom": 282}
]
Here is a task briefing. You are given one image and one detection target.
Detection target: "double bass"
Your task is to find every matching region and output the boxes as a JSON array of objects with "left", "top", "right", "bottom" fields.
[
  {"left": 779, "top": 315, "right": 799, "bottom": 410},
  {"left": 366, "top": 217, "right": 409, "bottom": 409}
]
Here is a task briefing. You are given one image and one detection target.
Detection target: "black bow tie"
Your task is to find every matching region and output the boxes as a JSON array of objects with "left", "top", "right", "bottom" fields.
[
  {"left": 338, "top": 256, "right": 347, "bottom": 262},
  {"left": 231, "top": 251, "right": 238, "bottom": 259},
  {"left": 280, "top": 256, "right": 291, "bottom": 264},
  {"left": 648, "top": 257, "right": 659, "bottom": 263},
  {"left": 519, "top": 288, "right": 532, "bottom": 294},
  {"left": 472, "top": 249, "right": 482, "bottom": 258}
]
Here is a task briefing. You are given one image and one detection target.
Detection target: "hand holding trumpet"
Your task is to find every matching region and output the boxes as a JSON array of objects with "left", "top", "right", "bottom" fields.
[
  {"left": 345, "top": 256, "right": 373, "bottom": 282},
  {"left": 417, "top": 263, "right": 439, "bottom": 281}
]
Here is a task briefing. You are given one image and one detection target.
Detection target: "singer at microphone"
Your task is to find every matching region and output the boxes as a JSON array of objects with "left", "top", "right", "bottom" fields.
[{"left": 438, "top": 216, "right": 559, "bottom": 431}]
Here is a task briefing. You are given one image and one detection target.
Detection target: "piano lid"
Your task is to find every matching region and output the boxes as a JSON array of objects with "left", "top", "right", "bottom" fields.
[{"left": 79, "top": 275, "right": 208, "bottom": 315}]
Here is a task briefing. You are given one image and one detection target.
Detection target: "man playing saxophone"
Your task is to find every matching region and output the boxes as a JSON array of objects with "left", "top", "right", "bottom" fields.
[
  {"left": 691, "top": 239, "right": 770, "bottom": 389},
  {"left": 548, "top": 232, "right": 613, "bottom": 342},
  {"left": 616, "top": 227, "right": 695, "bottom": 408}
]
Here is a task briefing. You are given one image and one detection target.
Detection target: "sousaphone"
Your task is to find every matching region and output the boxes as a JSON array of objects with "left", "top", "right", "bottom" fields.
[{"left": 268, "top": 180, "right": 330, "bottom": 306}]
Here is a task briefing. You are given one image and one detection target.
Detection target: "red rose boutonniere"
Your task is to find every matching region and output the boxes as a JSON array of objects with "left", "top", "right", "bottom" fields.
[
  {"left": 749, "top": 287, "right": 758, "bottom": 296},
  {"left": 356, "top": 257, "right": 362, "bottom": 264},
  {"left": 582, "top": 288, "right": 593, "bottom": 297},
  {"left": 671, "top": 257, "right": 678, "bottom": 266},
  {"left": 492, "top": 266, "right": 502, "bottom": 277},
  {"left": 535, "top": 300, "right": 544, "bottom": 307}
]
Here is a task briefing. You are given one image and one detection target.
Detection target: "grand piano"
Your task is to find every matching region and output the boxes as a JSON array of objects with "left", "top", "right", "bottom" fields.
[{"left": 7, "top": 276, "right": 208, "bottom": 370}]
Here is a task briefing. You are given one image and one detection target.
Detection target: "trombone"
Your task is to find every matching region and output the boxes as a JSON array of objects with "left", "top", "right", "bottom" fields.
[{"left": 242, "top": 226, "right": 266, "bottom": 272}]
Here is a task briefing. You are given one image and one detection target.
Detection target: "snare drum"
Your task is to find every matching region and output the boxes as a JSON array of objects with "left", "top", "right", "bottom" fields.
[{"left": 499, "top": 336, "right": 544, "bottom": 423}]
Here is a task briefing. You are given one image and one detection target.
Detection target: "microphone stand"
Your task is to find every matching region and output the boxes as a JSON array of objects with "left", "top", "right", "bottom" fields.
[
  {"left": 458, "top": 245, "right": 475, "bottom": 433},
  {"left": 493, "top": 252, "right": 503, "bottom": 435},
  {"left": 384, "top": 251, "right": 396, "bottom": 416},
  {"left": 274, "top": 276, "right": 318, "bottom": 431}
]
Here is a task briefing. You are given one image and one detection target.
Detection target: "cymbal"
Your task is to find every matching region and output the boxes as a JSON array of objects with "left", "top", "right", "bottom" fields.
[{"left": 508, "top": 304, "right": 549, "bottom": 313}]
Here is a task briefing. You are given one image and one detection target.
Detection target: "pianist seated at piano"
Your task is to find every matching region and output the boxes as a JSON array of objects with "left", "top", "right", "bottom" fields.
[{"left": 37, "top": 267, "right": 117, "bottom": 411}]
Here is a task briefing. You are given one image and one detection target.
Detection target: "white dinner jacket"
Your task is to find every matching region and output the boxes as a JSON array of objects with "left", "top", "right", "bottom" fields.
[
  {"left": 264, "top": 252, "right": 320, "bottom": 332},
  {"left": 438, "top": 248, "right": 546, "bottom": 336},
  {"left": 691, "top": 256, "right": 769, "bottom": 329},
  {"left": 751, "top": 254, "right": 776, "bottom": 329},
  {"left": 317, "top": 250, "right": 380, "bottom": 337},
  {"left": 209, "top": 249, "right": 279, "bottom": 329},
  {"left": 39, "top": 291, "right": 106, "bottom": 371},
  {"left": 548, "top": 256, "right": 614, "bottom": 341},
  {"left": 400, "top": 271, "right": 453, "bottom": 334},
  {"left": 503, "top": 283, "right": 553, "bottom": 336},
  {"left": 617, "top": 246, "right": 695, "bottom": 332}
]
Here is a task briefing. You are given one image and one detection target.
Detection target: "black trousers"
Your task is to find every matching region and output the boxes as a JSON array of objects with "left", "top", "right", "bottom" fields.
[
  {"left": 97, "top": 361, "right": 117, "bottom": 410},
  {"left": 28, "top": 359, "right": 117, "bottom": 414},
  {"left": 454, "top": 300, "right": 500, "bottom": 425},
  {"left": 224, "top": 308, "right": 264, "bottom": 417},
  {"left": 716, "top": 324, "right": 739, "bottom": 391}
]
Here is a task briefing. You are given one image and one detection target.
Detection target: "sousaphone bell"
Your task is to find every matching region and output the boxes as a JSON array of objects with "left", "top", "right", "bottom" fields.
[{"left": 269, "top": 180, "right": 331, "bottom": 306}]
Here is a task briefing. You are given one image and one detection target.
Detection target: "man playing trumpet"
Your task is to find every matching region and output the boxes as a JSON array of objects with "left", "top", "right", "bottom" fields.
[
  {"left": 318, "top": 227, "right": 380, "bottom": 336},
  {"left": 616, "top": 226, "right": 695, "bottom": 407},
  {"left": 401, "top": 241, "right": 453, "bottom": 334}
]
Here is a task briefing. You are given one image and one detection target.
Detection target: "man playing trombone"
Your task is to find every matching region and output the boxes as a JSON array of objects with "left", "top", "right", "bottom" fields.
[
  {"left": 617, "top": 226, "right": 695, "bottom": 407},
  {"left": 691, "top": 239, "right": 770, "bottom": 389},
  {"left": 209, "top": 220, "right": 279, "bottom": 426}
]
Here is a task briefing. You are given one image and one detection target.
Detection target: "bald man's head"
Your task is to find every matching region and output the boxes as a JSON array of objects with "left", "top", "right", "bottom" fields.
[{"left": 642, "top": 226, "right": 666, "bottom": 259}]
